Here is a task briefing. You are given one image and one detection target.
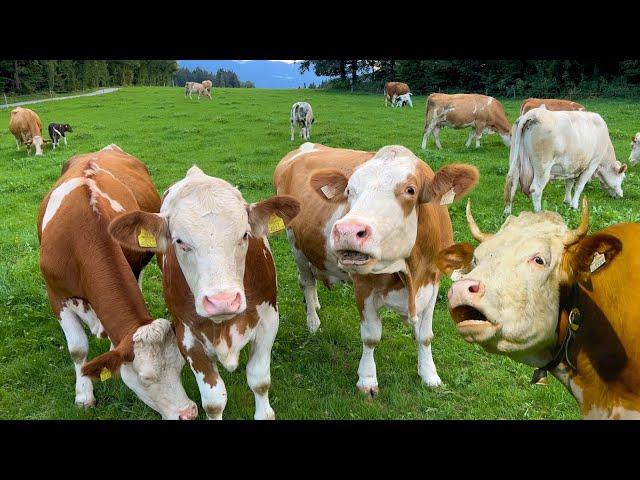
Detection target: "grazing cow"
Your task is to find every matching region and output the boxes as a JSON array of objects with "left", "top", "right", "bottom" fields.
[
  {"left": 9, "top": 106, "right": 48, "bottom": 156},
  {"left": 421, "top": 93, "right": 512, "bottom": 150},
  {"left": 437, "top": 198, "right": 640, "bottom": 419},
  {"left": 185, "top": 81, "right": 212, "bottom": 100},
  {"left": 520, "top": 98, "right": 586, "bottom": 116},
  {"left": 37, "top": 144, "right": 197, "bottom": 420},
  {"left": 109, "top": 166, "right": 300, "bottom": 419},
  {"left": 384, "top": 82, "right": 410, "bottom": 107},
  {"left": 290, "top": 102, "right": 315, "bottom": 141},
  {"left": 48, "top": 123, "right": 73, "bottom": 149},
  {"left": 274, "top": 142, "right": 478, "bottom": 395},
  {"left": 630, "top": 133, "right": 640, "bottom": 165},
  {"left": 394, "top": 92, "right": 413, "bottom": 108},
  {"left": 504, "top": 107, "right": 626, "bottom": 215}
]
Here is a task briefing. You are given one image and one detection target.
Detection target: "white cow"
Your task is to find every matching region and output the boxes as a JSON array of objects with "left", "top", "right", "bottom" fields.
[
  {"left": 290, "top": 102, "right": 314, "bottom": 141},
  {"left": 630, "top": 133, "right": 640, "bottom": 165},
  {"left": 504, "top": 107, "right": 627, "bottom": 214},
  {"left": 393, "top": 93, "right": 413, "bottom": 108}
]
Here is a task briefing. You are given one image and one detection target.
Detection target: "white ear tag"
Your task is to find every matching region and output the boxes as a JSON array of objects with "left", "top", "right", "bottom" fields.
[
  {"left": 590, "top": 252, "right": 606, "bottom": 273},
  {"left": 320, "top": 184, "right": 337, "bottom": 199},
  {"left": 440, "top": 188, "right": 456, "bottom": 205}
]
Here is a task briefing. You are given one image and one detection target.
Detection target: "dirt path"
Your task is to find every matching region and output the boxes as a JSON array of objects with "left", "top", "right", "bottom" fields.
[{"left": 1, "top": 88, "right": 120, "bottom": 109}]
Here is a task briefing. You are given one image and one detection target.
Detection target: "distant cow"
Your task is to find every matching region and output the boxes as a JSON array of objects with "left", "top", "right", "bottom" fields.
[
  {"left": 274, "top": 142, "right": 478, "bottom": 395},
  {"left": 394, "top": 92, "right": 413, "bottom": 108},
  {"left": 437, "top": 198, "right": 640, "bottom": 418},
  {"left": 630, "top": 133, "right": 640, "bottom": 165},
  {"left": 37, "top": 144, "right": 197, "bottom": 419},
  {"left": 290, "top": 102, "right": 314, "bottom": 141},
  {"left": 48, "top": 123, "right": 73, "bottom": 149},
  {"left": 185, "top": 81, "right": 212, "bottom": 100},
  {"left": 109, "top": 167, "right": 300, "bottom": 419},
  {"left": 421, "top": 93, "right": 512, "bottom": 149},
  {"left": 504, "top": 107, "right": 627, "bottom": 214},
  {"left": 9, "top": 107, "right": 47, "bottom": 156},
  {"left": 520, "top": 98, "right": 586, "bottom": 115},
  {"left": 384, "top": 82, "right": 410, "bottom": 107}
]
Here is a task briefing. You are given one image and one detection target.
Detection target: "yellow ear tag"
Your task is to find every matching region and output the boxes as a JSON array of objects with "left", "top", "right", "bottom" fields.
[
  {"left": 268, "top": 213, "right": 286, "bottom": 234},
  {"left": 590, "top": 251, "right": 606, "bottom": 273},
  {"left": 100, "top": 367, "right": 112, "bottom": 382},
  {"left": 440, "top": 188, "right": 456, "bottom": 205},
  {"left": 138, "top": 228, "right": 157, "bottom": 248}
]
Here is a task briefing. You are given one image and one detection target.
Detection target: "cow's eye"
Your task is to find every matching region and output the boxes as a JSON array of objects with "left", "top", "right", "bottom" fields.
[
  {"left": 345, "top": 188, "right": 351, "bottom": 196},
  {"left": 243, "top": 231, "right": 250, "bottom": 241},
  {"left": 175, "top": 239, "right": 191, "bottom": 252},
  {"left": 406, "top": 186, "right": 416, "bottom": 195},
  {"left": 532, "top": 256, "right": 545, "bottom": 266}
]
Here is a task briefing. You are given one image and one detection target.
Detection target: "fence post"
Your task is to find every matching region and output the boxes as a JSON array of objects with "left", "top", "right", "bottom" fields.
[{"left": 3, "top": 93, "right": 7, "bottom": 107}]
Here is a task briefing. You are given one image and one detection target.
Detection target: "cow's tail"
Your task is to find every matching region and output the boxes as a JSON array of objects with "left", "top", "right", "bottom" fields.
[{"left": 504, "top": 114, "right": 536, "bottom": 204}]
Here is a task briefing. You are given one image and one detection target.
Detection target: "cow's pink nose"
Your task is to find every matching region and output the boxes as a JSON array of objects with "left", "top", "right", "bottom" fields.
[
  {"left": 448, "top": 279, "right": 485, "bottom": 307},
  {"left": 178, "top": 403, "right": 198, "bottom": 420},
  {"left": 202, "top": 290, "right": 242, "bottom": 316},
  {"left": 333, "top": 220, "right": 372, "bottom": 244}
]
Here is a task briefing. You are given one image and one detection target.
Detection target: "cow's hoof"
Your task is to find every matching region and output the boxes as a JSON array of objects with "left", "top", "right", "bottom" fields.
[
  {"left": 503, "top": 207, "right": 512, "bottom": 217},
  {"left": 75, "top": 394, "right": 96, "bottom": 408},
  {"left": 357, "top": 379, "right": 379, "bottom": 399},
  {"left": 255, "top": 408, "right": 275, "bottom": 420},
  {"left": 421, "top": 373, "right": 443, "bottom": 388},
  {"left": 307, "top": 315, "right": 321, "bottom": 334}
]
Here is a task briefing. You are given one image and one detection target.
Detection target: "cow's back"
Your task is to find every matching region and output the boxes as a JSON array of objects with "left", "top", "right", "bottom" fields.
[
  {"left": 9, "top": 107, "right": 41, "bottom": 139},
  {"left": 520, "top": 98, "right": 586, "bottom": 115},
  {"left": 385, "top": 82, "right": 410, "bottom": 97}
]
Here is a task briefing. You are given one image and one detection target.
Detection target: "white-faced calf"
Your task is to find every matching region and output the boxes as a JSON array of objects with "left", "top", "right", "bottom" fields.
[{"left": 109, "top": 166, "right": 300, "bottom": 419}]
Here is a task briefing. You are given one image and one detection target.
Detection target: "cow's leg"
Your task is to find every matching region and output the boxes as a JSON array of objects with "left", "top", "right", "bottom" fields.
[
  {"left": 59, "top": 307, "right": 95, "bottom": 408},
  {"left": 63, "top": 135, "right": 67, "bottom": 146},
  {"left": 286, "top": 229, "right": 321, "bottom": 333},
  {"left": 384, "top": 95, "right": 388, "bottom": 107},
  {"left": 465, "top": 130, "right": 475, "bottom": 148},
  {"left": 413, "top": 283, "right": 442, "bottom": 387},
  {"left": 433, "top": 127, "right": 443, "bottom": 149},
  {"left": 290, "top": 121, "right": 295, "bottom": 141},
  {"left": 357, "top": 296, "right": 382, "bottom": 397},
  {"left": 564, "top": 179, "right": 575, "bottom": 205},
  {"left": 15, "top": 138, "right": 20, "bottom": 151},
  {"left": 529, "top": 163, "right": 553, "bottom": 213},
  {"left": 187, "top": 351, "right": 227, "bottom": 420},
  {"left": 570, "top": 166, "right": 598, "bottom": 210},
  {"left": 474, "top": 124, "right": 485, "bottom": 149},
  {"left": 247, "top": 303, "right": 279, "bottom": 420},
  {"left": 503, "top": 169, "right": 519, "bottom": 216}
]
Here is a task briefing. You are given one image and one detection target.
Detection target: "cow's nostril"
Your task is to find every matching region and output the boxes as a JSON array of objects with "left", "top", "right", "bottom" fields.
[
  {"left": 468, "top": 284, "right": 480, "bottom": 293},
  {"left": 356, "top": 230, "right": 367, "bottom": 238}
]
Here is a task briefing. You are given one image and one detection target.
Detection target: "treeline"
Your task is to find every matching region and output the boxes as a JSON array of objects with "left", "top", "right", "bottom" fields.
[
  {"left": 0, "top": 60, "right": 179, "bottom": 95},
  {"left": 300, "top": 60, "right": 640, "bottom": 97},
  {"left": 173, "top": 67, "right": 255, "bottom": 88}
]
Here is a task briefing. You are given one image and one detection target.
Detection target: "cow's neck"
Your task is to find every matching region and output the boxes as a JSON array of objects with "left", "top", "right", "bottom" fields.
[{"left": 551, "top": 283, "right": 640, "bottom": 419}]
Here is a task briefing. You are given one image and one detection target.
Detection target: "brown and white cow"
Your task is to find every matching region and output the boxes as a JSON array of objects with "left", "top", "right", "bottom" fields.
[
  {"left": 384, "top": 82, "right": 410, "bottom": 107},
  {"left": 504, "top": 107, "right": 626, "bottom": 215},
  {"left": 37, "top": 144, "right": 197, "bottom": 419},
  {"left": 109, "top": 166, "right": 300, "bottom": 419},
  {"left": 274, "top": 142, "right": 478, "bottom": 394},
  {"left": 9, "top": 106, "right": 48, "bottom": 156},
  {"left": 421, "top": 93, "right": 512, "bottom": 150},
  {"left": 437, "top": 198, "right": 640, "bottom": 419},
  {"left": 630, "top": 133, "right": 640, "bottom": 166},
  {"left": 185, "top": 81, "right": 212, "bottom": 100},
  {"left": 520, "top": 98, "right": 586, "bottom": 116}
]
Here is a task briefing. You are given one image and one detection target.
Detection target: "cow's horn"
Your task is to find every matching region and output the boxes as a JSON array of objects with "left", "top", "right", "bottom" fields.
[
  {"left": 466, "top": 199, "right": 493, "bottom": 243},
  {"left": 562, "top": 197, "right": 589, "bottom": 246}
]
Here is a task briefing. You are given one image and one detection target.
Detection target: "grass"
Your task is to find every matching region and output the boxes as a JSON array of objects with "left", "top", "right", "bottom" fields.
[{"left": 1, "top": 87, "right": 639, "bottom": 420}]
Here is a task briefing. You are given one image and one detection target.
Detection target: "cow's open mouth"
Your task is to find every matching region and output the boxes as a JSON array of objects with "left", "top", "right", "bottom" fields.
[
  {"left": 451, "top": 305, "right": 493, "bottom": 328},
  {"left": 337, "top": 250, "right": 372, "bottom": 265}
]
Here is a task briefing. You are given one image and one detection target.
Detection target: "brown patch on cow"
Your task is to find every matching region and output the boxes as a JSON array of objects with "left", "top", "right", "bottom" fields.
[
  {"left": 38, "top": 148, "right": 161, "bottom": 376},
  {"left": 425, "top": 93, "right": 512, "bottom": 136},
  {"left": 248, "top": 195, "right": 300, "bottom": 236},
  {"left": 422, "top": 163, "right": 479, "bottom": 204},
  {"left": 394, "top": 174, "right": 420, "bottom": 217},
  {"left": 520, "top": 98, "right": 586, "bottom": 116},
  {"left": 435, "top": 243, "right": 475, "bottom": 276},
  {"left": 309, "top": 169, "right": 349, "bottom": 203},
  {"left": 9, "top": 107, "right": 42, "bottom": 150},
  {"left": 253, "top": 383, "right": 270, "bottom": 396},
  {"left": 384, "top": 82, "right": 410, "bottom": 102}
]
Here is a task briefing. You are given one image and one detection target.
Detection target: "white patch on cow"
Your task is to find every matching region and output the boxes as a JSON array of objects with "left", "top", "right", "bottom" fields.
[
  {"left": 584, "top": 404, "right": 640, "bottom": 420},
  {"left": 101, "top": 143, "right": 123, "bottom": 152},
  {"left": 487, "top": 97, "right": 493, "bottom": 105},
  {"left": 188, "top": 362, "right": 228, "bottom": 420},
  {"left": 42, "top": 178, "right": 86, "bottom": 232},
  {"left": 87, "top": 178, "right": 125, "bottom": 213},
  {"left": 247, "top": 301, "right": 278, "bottom": 420},
  {"left": 58, "top": 306, "right": 95, "bottom": 407},
  {"left": 182, "top": 323, "right": 197, "bottom": 351},
  {"left": 288, "top": 145, "right": 319, "bottom": 163},
  {"left": 357, "top": 294, "right": 382, "bottom": 395},
  {"left": 64, "top": 299, "right": 106, "bottom": 338}
]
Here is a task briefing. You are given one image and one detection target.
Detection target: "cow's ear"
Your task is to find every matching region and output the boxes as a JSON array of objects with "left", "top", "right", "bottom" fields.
[
  {"left": 420, "top": 164, "right": 479, "bottom": 204},
  {"left": 435, "top": 243, "right": 475, "bottom": 276},
  {"left": 310, "top": 168, "right": 349, "bottom": 203},
  {"left": 560, "top": 233, "right": 622, "bottom": 285},
  {"left": 248, "top": 195, "right": 300, "bottom": 237},
  {"left": 81, "top": 348, "right": 127, "bottom": 380},
  {"left": 108, "top": 211, "right": 170, "bottom": 253}
]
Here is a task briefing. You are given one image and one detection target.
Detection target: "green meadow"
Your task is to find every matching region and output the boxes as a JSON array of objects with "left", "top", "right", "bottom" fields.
[{"left": 1, "top": 87, "right": 639, "bottom": 419}]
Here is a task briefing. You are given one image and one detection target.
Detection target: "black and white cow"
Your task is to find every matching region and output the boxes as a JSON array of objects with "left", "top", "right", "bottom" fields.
[
  {"left": 290, "top": 102, "right": 315, "bottom": 141},
  {"left": 394, "top": 93, "right": 413, "bottom": 108},
  {"left": 48, "top": 123, "right": 73, "bottom": 149}
]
